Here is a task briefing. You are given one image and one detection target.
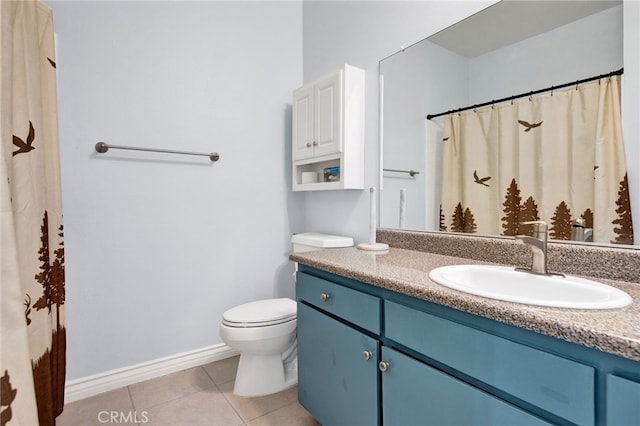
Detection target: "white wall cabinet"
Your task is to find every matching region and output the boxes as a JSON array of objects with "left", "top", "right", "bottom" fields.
[{"left": 292, "top": 64, "right": 364, "bottom": 191}]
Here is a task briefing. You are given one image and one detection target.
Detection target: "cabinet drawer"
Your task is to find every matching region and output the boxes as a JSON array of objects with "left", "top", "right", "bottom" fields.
[
  {"left": 385, "top": 300, "right": 594, "bottom": 426},
  {"left": 296, "top": 272, "right": 381, "bottom": 334},
  {"left": 381, "top": 346, "right": 551, "bottom": 426},
  {"left": 606, "top": 374, "right": 640, "bottom": 425}
]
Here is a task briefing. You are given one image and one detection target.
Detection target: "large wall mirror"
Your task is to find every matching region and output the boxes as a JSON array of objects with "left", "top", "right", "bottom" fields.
[{"left": 380, "top": 0, "right": 639, "bottom": 248}]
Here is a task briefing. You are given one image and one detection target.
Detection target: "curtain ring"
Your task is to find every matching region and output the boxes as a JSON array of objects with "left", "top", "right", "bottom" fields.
[
  {"left": 529, "top": 92, "right": 533, "bottom": 101},
  {"left": 491, "top": 100, "right": 495, "bottom": 109},
  {"left": 575, "top": 80, "right": 579, "bottom": 90},
  {"left": 550, "top": 86, "right": 554, "bottom": 96}
]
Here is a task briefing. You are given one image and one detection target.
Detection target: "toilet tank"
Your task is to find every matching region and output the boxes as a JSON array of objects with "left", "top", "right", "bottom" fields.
[{"left": 291, "top": 232, "right": 354, "bottom": 253}]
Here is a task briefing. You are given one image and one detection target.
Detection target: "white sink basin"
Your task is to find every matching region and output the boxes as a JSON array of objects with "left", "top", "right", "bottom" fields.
[{"left": 428, "top": 265, "right": 632, "bottom": 309}]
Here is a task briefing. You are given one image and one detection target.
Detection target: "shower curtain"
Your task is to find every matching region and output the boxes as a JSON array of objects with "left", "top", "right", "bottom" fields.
[
  {"left": 1, "top": 1, "right": 66, "bottom": 425},
  {"left": 440, "top": 77, "right": 633, "bottom": 244}
]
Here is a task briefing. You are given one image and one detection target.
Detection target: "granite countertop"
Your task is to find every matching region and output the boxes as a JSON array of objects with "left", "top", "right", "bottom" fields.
[{"left": 290, "top": 247, "right": 640, "bottom": 361}]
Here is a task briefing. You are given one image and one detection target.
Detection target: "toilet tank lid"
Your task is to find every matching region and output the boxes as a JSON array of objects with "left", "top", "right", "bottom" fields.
[
  {"left": 223, "top": 298, "right": 296, "bottom": 324},
  {"left": 291, "top": 232, "right": 354, "bottom": 248}
]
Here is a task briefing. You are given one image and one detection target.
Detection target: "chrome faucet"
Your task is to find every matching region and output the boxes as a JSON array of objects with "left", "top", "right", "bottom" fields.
[{"left": 515, "top": 221, "right": 550, "bottom": 275}]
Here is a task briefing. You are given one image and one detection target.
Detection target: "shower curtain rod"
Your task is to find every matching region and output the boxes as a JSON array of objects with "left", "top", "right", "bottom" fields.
[
  {"left": 95, "top": 142, "right": 220, "bottom": 162},
  {"left": 426, "top": 68, "right": 623, "bottom": 120}
]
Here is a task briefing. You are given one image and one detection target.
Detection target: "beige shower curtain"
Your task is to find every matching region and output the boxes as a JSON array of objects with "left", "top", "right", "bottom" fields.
[
  {"left": 1, "top": 1, "right": 66, "bottom": 425},
  {"left": 441, "top": 77, "right": 633, "bottom": 244}
]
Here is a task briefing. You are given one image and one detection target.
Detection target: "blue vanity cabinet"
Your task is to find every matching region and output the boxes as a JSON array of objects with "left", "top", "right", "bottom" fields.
[
  {"left": 295, "top": 266, "right": 640, "bottom": 426},
  {"left": 380, "top": 346, "right": 551, "bottom": 426},
  {"left": 296, "top": 272, "right": 381, "bottom": 426}
]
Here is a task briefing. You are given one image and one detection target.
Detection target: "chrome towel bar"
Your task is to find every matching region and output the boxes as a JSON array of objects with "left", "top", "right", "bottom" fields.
[
  {"left": 383, "top": 168, "right": 419, "bottom": 177},
  {"left": 95, "top": 142, "right": 220, "bottom": 162}
]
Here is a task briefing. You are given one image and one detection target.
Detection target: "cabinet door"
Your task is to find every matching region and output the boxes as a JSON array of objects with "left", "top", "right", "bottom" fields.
[
  {"left": 313, "top": 69, "right": 342, "bottom": 157},
  {"left": 297, "top": 302, "right": 379, "bottom": 426},
  {"left": 606, "top": 374, "right": 640, "bottom": 425},
  {"left": 380, "top": 347, "right": 551, "bottom": 426},
  {"left": 292, "top": 84, "right": 314, "bottom": 161}
]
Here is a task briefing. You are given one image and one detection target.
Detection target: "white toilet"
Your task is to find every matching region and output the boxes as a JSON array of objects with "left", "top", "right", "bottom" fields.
[{"left": 219, "top": 232, "right": 354, "bottom": 397}]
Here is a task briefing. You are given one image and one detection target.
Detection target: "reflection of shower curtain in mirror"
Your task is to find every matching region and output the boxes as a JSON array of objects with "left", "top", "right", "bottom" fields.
[{"left": 440, "top": 77, "right": 634, "bottom": 244}]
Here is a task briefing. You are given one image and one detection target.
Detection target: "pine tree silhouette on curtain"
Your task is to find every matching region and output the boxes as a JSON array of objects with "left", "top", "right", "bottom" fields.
[
  {"left": 550, "top": 202, "right": 572, "bottom": 240},
  {"left": 581, "top": 209, "right": 594, "bottom": 242},
  {"left": 1, "top": 371, "right": 18, "bottom": 425},
  {"left": 31, "top": 211, "right": 66, "bottom": 424},
  {"left": 502, "top": 179, "right": 521, "bottom": 236},
  {"left": 612, "top": 173, "right": 634, "bottom": 244},
  {"left": 520, "top": 196, "right": 540, "bottom": 236}
]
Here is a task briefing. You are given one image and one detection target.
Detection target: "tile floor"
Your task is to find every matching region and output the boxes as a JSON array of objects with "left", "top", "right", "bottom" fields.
[{"left": 57, "top": 356, "right": 319, "bottom": 426}]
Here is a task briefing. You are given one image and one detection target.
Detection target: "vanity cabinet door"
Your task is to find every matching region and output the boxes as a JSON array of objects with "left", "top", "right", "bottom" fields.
[
  {"left": 606, "top": 374, "right": 640, "bottom": 425},
  {"left": 380, "top": 346, "right": 551, "bottom": 426},
  {"left": 297, "top": 302, "right": 379, "bottom": 426},
  {"left": 385, "top": 300, "right": 595, "bottom": 426}
]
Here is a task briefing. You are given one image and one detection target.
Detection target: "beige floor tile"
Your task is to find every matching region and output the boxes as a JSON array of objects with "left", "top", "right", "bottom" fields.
[
  {"left": 245, "top": 401, "right": 319, "bottom": 426},
  {"left": 143, "top": 388, "right": 243, "bottom": 426},
  {"left": 281, "top": 385, "right": 299, "bottom": 403},
  {"left": 202, "top": 355, "right": 239, "bottom": 385},
  {"left": 218, "top": 381, "right": 294, "bottom": 422},
  {"left": 57, "top": 387, "right": 137, "bottom": 426},
  {"left": 129, "top": 366, "right": 216, "bottom": 410},
  {"left": 58, "top": 356, "right": 317, "bottom": 426}
]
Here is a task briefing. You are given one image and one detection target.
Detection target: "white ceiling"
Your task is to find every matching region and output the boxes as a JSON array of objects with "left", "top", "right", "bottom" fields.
[{"left": 428, "top": 0, "right": 622, "bottom": 58}]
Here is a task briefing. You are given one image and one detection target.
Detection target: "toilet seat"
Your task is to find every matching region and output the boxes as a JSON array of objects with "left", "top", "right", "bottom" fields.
[{"left": 222, "top": 298, "right": 296, "bottom": 328}]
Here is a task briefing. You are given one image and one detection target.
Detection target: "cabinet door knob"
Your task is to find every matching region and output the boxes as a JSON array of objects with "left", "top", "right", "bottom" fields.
[
  {"left": 378, "top": 361, "right": 389, "bottom": 372},
  {"left": 320, "top": 293, "right": 329, "bottom": 302},
  {"left": 312, "top": 141, "right": 318, "bottom": 146},
  {"left": 362, "top": 351, "right": 372, "bottom": 361},
  {"left": 306, "top": 142, "right": 311, "bottom": 148}
]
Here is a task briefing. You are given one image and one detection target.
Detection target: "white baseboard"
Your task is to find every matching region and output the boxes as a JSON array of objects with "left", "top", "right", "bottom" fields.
[{"left": 64, "top": 344, "right": 239, "bottom": 403}]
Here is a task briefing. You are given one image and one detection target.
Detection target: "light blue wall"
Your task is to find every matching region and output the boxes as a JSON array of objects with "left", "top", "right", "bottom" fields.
[{"left": 48, "top": 0, "right": 303, "bottom": 380}]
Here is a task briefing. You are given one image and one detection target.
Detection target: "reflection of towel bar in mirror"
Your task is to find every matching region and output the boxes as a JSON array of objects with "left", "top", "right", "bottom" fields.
[
  {"left": 383, "top": 168, "right": 420, "bottom": 177},
  {"left": 95, "top": 142, "right": 220, "bottom": 162}
]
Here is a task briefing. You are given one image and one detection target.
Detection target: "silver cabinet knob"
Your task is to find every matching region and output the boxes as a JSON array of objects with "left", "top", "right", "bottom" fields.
[
  {"left": 363, "top": 351, "right": 372, "bottom": 361},
  {"left": 312, "top": 141, "right": 318, "bottom": 146},
  {"left": 379, "top": 361, "right": 389, "bottom": 372},
  {"left": 320, "top": 293, "right": 329, "bottom": 302},
  {"left": 306, "top": 142, "right": 311, "bottom": 148}
]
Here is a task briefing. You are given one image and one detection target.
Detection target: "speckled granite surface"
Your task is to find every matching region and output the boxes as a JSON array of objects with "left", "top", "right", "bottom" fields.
[
  {"left": 290, "top": 239, "right": 640, "bottom": 361},
  {"left": 377, "top": 228, "right": 640, "bottom": 282}
]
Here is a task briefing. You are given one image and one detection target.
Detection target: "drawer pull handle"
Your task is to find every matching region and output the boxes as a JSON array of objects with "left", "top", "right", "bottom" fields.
[
  {"left": 320, "top": 293, "right": 329, "bottom": 302},
  {"left": 363, "top": 351, "right": 372, "bottom": 361},
  {"left": 379, "top": 361, "right": 389, "bottom": 372}
]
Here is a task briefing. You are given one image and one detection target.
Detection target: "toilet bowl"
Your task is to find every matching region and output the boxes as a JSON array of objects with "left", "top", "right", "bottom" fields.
[
  {"left": 219, "top": 233, "right": 354, "bottom": 397},
  {"left": 219, "top": 298, "right": 298, "bottom": 397}
]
